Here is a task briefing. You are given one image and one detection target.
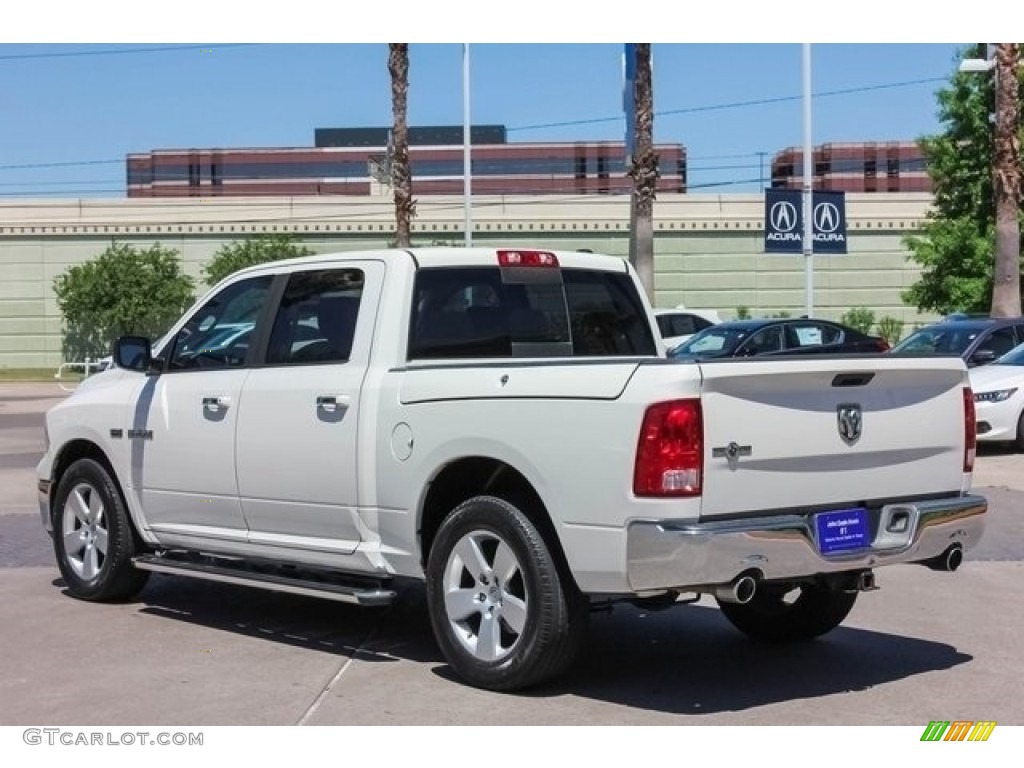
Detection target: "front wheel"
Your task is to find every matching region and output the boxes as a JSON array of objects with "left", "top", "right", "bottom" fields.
[
  {"left": 716, "top": 582, "right": 858, "bottom": 643},
  {"left": 425, "top": 496, "right": 587, "bottom": 691},
  {"left": 52, "top": 458, "right": 149, "bottom": 601}
]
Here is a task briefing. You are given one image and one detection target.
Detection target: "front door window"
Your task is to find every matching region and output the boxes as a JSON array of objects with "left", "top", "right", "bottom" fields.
[{"left": 166, "top": 276, "right": 272, "bottom": 370}]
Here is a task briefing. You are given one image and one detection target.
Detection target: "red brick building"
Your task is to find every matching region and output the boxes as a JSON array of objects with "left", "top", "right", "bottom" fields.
[
  {"left": 127, "top": 125, "right": 688, "bottom": 198},
  {"left": 770, "top": 141, "right": 930, "bottom": 193}
]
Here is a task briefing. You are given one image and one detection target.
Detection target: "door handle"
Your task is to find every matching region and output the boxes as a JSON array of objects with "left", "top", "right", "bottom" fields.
[
  {"left": 202, "top": 396, "right": 231, "bottom": 411},
  {"left": 316, "top": 395, "right": 350, "bottom": 414}
]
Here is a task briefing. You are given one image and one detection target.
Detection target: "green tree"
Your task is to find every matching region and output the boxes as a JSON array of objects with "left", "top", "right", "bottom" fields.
[
  {"left": 876, "top": 316, "right": 905, "bottom": 344},
  {"left": 839, "top": 307, "right": 876, "bottom": 334},
  {"left": 904, "top": 44, "right": 1023, "bottom": 315},
  {"left": 53, "top": 242, "right": 194, "bottom": 362},
  {"left": 202, "top": 234, "right": 314, "bottom": 286}
]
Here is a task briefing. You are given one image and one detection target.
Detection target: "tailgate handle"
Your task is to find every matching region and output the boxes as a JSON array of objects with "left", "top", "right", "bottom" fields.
[{"left": 832, "top": 373, "right": 874, "bottom": 387}]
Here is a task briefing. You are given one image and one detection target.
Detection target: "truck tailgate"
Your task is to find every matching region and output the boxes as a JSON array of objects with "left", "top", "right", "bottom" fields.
[{"left": 697, "top": 356, "right": 970, "bottom": 519}]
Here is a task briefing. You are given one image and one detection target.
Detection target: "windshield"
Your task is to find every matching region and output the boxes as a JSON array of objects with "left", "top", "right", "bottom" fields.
[
  {"left": 891, "top": 326, "right": 982, "bottom": 355},
  {"left": 670, "top": 326, "right": 749, "bottom": 358}
]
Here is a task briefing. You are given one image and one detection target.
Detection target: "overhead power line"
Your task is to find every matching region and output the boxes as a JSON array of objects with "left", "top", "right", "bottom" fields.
[
  {"left": 508, "top": 77, "right": 947, "bottom": 132},
  {"left": 0, "top": 159, "right": 123, "bottom": 172},
  {"left": 0, "top": 173, "right": 768, "bottom": 200},
  {"left": 0, "top": 44, "right": 255, "bottom": 62}
]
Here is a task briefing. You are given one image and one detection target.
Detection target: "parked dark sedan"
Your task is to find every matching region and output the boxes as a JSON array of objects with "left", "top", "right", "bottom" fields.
[
  {"left": 669, "top": 317, "right": 890, "bottom": 359},
  {"left": 889, "top": 316, "right": 1024, "bottom": 367}
]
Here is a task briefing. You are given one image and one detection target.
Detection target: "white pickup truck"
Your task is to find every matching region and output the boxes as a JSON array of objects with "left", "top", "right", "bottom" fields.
[{"left": 37, "top": 247, "right": 987, "bottom": 691}]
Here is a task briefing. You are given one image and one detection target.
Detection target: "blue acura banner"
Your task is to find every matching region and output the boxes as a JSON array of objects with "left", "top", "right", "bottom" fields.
[{"left": 764, "top": 189, "right": 848, "bottom": 254}]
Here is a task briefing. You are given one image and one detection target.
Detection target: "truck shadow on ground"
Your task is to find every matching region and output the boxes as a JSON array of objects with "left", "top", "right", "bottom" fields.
[
  {"left": 547, "top": 601, "right": 972, "bottom": 715},
  {"left": 125, "top": 576, "right": 971, "bottom": 716},
  {"left": 130, "top": 574, "right": 442, "bottom": 665}
]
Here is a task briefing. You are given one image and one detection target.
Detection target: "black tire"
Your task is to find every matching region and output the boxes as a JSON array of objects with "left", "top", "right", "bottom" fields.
[
  {"left": 1015, "top": 411, "right": 1024, "bottom": 452},
  {"left": 425, "top": 495, "right": 587, "bottom": 691},
  {"left": 52, "top": 458, "right": 149, "bottom": 601},
  {"left": 716, "top": 582, "right": 858, "bottom": 643}
]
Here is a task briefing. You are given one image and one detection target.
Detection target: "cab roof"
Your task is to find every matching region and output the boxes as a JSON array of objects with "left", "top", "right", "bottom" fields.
[
  {"left": 407, "top": 247, "right": 628, "bottom": 272},
  {"left": 226, "top": 247, "right": 629, "bottom": 284}
]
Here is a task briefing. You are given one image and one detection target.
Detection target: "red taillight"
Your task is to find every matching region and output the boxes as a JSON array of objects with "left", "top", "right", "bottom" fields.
[
  {"left": 963, "top": 386, "right": 976, "bottom": 472},
  {"left": 497, "top": 249, "right": 559, "bottom": 268},
  {"left": 633, "top": 399, "right": 703, "bottom": 497},
  {"left": 874, "top": 338, "right": 891, "bottom": 352}
]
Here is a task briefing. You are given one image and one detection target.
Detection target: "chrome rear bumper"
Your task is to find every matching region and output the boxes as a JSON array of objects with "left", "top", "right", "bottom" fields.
[{"left": 626, "top": 494, "right": 987, "bottom": 592}]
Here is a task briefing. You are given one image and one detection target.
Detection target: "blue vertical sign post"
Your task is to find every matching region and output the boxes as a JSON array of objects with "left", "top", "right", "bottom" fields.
[
  {"left": 764, "top": 189, "right": 848, "bottom": 254},
  {"left": 623, "top": 43, "right": 636, "bottom": 164}
]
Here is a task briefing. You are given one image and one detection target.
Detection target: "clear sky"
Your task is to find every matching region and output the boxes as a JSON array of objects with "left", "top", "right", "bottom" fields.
[{"left": 0, "top": 2, "right": 983, "bottom": 199}]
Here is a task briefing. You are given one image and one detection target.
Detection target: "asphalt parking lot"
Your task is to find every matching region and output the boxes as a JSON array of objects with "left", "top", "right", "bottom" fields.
[{"left": 2, "top": 380, "right": 1023, "bottom": 726}]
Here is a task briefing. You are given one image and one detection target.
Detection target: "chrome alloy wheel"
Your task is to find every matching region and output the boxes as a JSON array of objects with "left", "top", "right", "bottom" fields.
[
  {"left": 442, "top": 529, "right": 529, "bottom": 663},
  {"left": 61, "top": 482, "right": 109, "bottom": 581}
]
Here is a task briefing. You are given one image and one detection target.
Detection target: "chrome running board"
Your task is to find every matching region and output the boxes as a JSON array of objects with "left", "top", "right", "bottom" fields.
[{"left": 133, "top": 553, "right": 396, "bottom": 607}]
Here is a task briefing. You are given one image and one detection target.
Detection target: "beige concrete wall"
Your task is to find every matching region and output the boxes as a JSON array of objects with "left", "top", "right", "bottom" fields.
[{"left": 0, "top": 193, "right": 936, "bottom": 369}]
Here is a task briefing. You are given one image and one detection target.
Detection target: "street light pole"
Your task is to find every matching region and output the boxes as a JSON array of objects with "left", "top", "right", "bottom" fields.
[{"left": 802, "top": 43, "right": 814, "bottom": 318}]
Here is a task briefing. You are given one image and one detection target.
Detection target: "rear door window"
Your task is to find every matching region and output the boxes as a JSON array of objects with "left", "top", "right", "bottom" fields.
[
  {"left": 265, "top": 269, "right": 364, "bottom": 366},
  {"left": 674, "top": 314, "right": 713, "bottom": 336},
  {"left": 787, "top": 322, "right": 841, "bottom": 349}
]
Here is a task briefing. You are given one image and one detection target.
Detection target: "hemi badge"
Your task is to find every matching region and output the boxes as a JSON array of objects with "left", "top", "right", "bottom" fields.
[{"left": 110, "top": 429, "right": 124, "bottom": 439}]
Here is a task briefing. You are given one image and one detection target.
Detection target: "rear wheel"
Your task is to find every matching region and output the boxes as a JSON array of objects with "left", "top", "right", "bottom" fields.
[
  {"left": 52, "top": 458, "right": 149, "bottom": 601},
  {"left": 425, "top": 495, "right": 587, "bottom": 691},
  {"left": 716, "top": 582, "right": 857, "bottom": 643}
]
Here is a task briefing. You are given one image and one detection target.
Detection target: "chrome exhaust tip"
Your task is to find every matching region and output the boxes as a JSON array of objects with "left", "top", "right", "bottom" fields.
[
  {"left": 922, "top": 544, "right": 964, "bottom": 572},
  {"left": 945, "top": 546, "right": 964, "bottom": 572},
  {"left": 713, "top": 574, "right": 758, "bottom": 604}
]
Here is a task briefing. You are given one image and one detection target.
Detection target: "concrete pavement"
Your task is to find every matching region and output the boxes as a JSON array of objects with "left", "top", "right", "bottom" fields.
[{"left": 2, "top": 380, "right": 1022, "bottom": 725}]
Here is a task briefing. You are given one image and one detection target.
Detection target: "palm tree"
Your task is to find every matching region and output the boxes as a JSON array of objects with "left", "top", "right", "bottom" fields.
[
  {"left": 388, "top": 43, "right": 415, "bottom": 248},
  {"left": 990, "top": 43, "right": 1021, "bottom": 317},
  {"left": 628, "top": 43, "right": 658, "bottom": 302}
]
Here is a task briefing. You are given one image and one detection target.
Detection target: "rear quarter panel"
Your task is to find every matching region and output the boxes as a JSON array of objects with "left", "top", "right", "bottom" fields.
[{"left": 372, "top": 360, "right": 704, "bottom": 594}]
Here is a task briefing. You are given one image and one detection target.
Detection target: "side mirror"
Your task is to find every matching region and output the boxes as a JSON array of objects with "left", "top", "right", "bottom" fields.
[
  {"left": 113, "top": 336, "right": 154, "bottom": 372},
  {"left": 971, "top": 348, "right": 998, "bottom": 366}
]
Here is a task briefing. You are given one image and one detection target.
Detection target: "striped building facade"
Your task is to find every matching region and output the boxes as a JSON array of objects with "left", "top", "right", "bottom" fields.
[
  {"left": 771, "top": 142, "right": 930, "bottom": 193},
  {"left": 128, "top": 125, "right": 687, "bottom": 199}
]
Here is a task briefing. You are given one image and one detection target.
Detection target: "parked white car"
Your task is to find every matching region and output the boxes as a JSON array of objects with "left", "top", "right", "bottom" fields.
[
  {"left": 969, "top": 342, "right": 1024, "bottom": 450},
  {"left": 652, "top": 306, "right": 722, "bottom": 350}
]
